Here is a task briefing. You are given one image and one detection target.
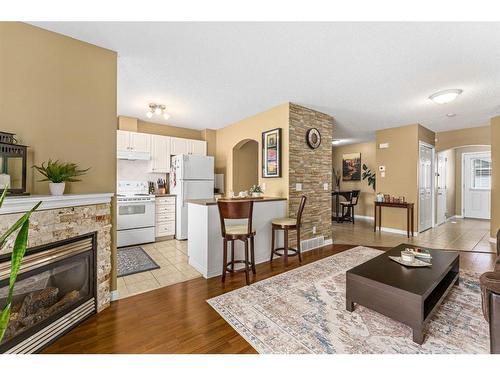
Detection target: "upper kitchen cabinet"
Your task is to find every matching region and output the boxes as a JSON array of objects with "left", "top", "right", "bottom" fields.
[
  {"left": 170, "top": 137, "right": 189, "bottom": 155},
  {"left": 189, "top": 139, "right": 207, "bottom": 155},
  {"left": 129, "top": 132, "right": 151, "bottom": 153},
  {"left": 149, "top": 135, "right": 171, "bottom": 173},
  {"left": 117, "top": 130, "right": 130, "bottom": 152},
  {"left": 117, "top": 130, "right": 151, "bottom": 153},
  {"left": 170, "top": 137, "right": 207, "bottom": 156}
]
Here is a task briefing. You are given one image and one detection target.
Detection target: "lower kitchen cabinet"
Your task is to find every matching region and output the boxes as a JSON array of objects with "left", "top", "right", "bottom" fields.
[{"left": 155, "top": 196, "right": 176, "bottom": 239}]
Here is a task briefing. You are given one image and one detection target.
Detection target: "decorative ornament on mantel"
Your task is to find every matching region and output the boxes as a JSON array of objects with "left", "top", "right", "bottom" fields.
[{"left": 32, "top": 160, "right": 90, "bottom": 196}]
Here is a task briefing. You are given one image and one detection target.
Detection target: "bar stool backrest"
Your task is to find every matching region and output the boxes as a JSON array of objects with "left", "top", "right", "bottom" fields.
[
  {"left": 296, "top": 195, "right": 307, "bottom": 227},
  {"left": 350, "top": 190, "right": 361, "bottom": 205},
  {"left": 217, "top": 200, "right": 254, "bottom": 237}
]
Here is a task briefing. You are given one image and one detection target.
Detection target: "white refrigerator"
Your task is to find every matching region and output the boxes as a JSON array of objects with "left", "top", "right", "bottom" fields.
[{"left": 170, "top": 154, "right": 214, "bottom": 239}]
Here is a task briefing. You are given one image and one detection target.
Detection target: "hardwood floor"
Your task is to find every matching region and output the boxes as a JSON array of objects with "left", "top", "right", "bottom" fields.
[{"left": 43, "top": 244, "right": 496, "bottom": 354}]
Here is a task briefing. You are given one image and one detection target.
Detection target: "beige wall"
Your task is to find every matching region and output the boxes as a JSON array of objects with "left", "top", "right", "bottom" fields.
[
  {"left": 0, "top": 22, "right": 117, "bottom": 195},
  {"left": 436, "top": 125, "right": 490, "bottom": 151},
  {"left": 439, "top": 148, "right": 456, "bottom": 218},
  {"left": 491, "top": 116, "right": 500, "bottom": 238},
  {"left": 454, "top": 145, "right": 491, "bottom": 216},
  {"left": 332, "top": 142, "right": 376, "bottom": 217},
  {"left": 201, "top": 129, "right": 217, "bottom": 158},
  {"left": 215, "top": 103, "right": 289, "bottom": 198},
  {"left": 0, "top": 22, "right": 118, "bottom": 290},
  {"left": 376, "top": 124, "right": 435, "bottom": 231},
  {"left": 232, "top": 140, "right": 259, "bottom": 192},
  {"left": 137, "top": 119, "right": 204, "bottom": 140}
]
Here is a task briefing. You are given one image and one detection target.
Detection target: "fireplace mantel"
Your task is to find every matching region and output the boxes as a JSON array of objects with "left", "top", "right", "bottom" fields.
[{"left": 0, "top": 193, "right": 114, "bottom": 214}]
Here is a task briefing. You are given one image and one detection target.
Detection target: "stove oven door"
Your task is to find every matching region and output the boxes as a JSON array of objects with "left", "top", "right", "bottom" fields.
[{"left": 117, "top": 201, "right": 155, "bottom": 230}]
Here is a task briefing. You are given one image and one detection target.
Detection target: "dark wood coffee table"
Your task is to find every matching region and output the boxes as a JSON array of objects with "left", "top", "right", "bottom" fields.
[{"left": 346, "top": 244, "right": 459, "bottom": 344}]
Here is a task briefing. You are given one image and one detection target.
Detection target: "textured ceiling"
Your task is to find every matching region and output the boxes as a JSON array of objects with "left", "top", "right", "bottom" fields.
[{"left": 32, "top": 22, "right": 500, "bottom": 143}]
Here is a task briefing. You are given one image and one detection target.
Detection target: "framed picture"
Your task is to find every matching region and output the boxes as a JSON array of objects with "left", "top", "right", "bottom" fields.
[
  {"left": 262, "top": 128, "right": 282, "bottom": 178},
  {"left": 342, "top": 153, "right": 361, "bottom": 181}
]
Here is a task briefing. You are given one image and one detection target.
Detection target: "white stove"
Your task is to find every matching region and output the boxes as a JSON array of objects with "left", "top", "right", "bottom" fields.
[{"left": 117, "top": 181, "right": 156, "bottom": 247}]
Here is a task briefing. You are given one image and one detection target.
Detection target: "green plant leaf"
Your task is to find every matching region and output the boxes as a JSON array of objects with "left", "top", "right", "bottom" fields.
[
  {"left": 0, "top": 201, "right": 41, "bottom": 250},
  {"left": 33, "top": 159, "right": 90, "bottom": 183},
  {"left": 0, "top": 218, "right": 31, "bottom": 343}
]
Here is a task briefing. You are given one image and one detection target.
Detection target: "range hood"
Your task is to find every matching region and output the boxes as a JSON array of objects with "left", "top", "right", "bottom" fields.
[{"left": 117, "top": 150, "right": 151, "bottom": 160}]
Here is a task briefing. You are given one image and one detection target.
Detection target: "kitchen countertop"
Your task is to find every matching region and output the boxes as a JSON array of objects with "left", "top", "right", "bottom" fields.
[{"left": 187, "top": 197, "right": 287, "bottom": 206}]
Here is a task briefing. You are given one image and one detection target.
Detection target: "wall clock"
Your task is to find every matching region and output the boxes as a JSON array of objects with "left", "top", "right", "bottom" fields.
[{"left": 306, "top": 128, "right": 322, "bottom": 149}]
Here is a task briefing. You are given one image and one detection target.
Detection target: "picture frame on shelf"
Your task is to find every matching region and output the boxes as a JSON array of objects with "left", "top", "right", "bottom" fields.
[{"left": 262, "top": 128, "right": 282, "bottom": 178}]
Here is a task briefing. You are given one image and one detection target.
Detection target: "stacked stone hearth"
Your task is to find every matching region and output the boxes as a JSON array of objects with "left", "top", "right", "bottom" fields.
[{"left": 0, "top": 198, "right": 113, "bottom": 313}]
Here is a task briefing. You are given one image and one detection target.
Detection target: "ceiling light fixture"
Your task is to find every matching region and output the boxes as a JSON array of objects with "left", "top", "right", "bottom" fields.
[
  {"left": 146, "top": 103, "right": 170, "bottom": 120},
  {"left": 429, "top": 89, "right": 463, "bottom": 104},
  {"left": 446, "top": 113, "right": 456, "bottom": 117}
]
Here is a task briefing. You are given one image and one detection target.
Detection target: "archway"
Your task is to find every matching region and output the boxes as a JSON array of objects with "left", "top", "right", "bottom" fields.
[{"left": 232, "top": 139, "right": 259, "bottom": 193}]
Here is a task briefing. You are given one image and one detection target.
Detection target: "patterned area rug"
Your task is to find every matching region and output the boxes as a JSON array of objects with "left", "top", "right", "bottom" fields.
[
  {"left": 117, "top": 246, "right": 160, "bottom": 277},
  {"left": 207, "top": 246, "right": 489, "bottom": 353}
]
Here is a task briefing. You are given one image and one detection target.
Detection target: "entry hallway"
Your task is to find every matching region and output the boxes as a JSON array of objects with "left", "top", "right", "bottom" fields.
[{"left": 333, "top": 217, "right": 495, "bottom": 253}]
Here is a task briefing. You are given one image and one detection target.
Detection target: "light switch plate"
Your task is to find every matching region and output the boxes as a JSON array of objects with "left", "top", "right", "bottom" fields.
[
  {"left": 379, "top": 143, "right": 389, "bottom": 149},
  {"left": 323, "top": 183, "right": 329, "bottom": 191},
  {"left": 296, "top": 183, "right": 302, "bottom": 191}
]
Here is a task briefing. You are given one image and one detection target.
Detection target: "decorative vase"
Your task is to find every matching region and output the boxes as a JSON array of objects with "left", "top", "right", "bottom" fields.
[
  {"left": 251, "top": 192, "right": 263, "bottom": 198},
  {"left": 49, "top": 182, "right": 65, "bottom": 196}
]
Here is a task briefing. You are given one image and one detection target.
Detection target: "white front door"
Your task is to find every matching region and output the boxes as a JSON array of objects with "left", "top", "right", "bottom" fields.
[
  {"left": 436, "top": 152, "right": 447, "bottom": 225},
  {"left": 419, "top": 143, "right": 434, "bottom": 232},
  {"left": 463, "top": 152, "right": 491, "bottom": 219}
]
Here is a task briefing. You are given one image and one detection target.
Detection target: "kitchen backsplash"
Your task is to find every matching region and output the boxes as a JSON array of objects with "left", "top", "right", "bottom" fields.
[{"left": 117, "top": 159, "right": 166, "bottom": 183}]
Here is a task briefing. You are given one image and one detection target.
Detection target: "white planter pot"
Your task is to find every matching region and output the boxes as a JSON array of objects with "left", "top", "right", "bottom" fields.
[
  {"left": 49, "top": 182, "right": 66, "bottom": 196},
  {"left": 251, "top": 192, "right": 263, "bottom": 198}
]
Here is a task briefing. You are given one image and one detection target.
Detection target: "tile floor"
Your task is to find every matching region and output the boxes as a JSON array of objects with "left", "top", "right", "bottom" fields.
[
  {"left": 117, "top": 239, "right": 201, "bottom": 299},
  {"left": 333, "top": 217, "right": 496, "bottom": 253}
]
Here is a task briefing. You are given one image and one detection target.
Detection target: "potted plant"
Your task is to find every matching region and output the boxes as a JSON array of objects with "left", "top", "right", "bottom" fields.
[
  {"left": 333, "top": 167, "right": 341, "bottom": 192},
  {"left": 0, "top": 187, "right": 41, "bottom": 342},
  {"left": 361, "top": 164, "right": 376, "bottom": 190},
  {"left": 249, "top": 184, "right": 264, "bottom": 198},
  {"left": 33, "top": 160, "right": 89, "bottom": 196}
]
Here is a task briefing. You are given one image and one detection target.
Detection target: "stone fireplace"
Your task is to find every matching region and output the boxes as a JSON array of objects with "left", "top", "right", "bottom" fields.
[{"left": 0, "top": 193, "right": 113, "bottom": 353}]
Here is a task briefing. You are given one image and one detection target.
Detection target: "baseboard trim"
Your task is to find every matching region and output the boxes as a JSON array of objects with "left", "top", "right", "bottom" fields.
[
  {"left": 379, "top": 226, "right": 419, "bottom": 237},
  {"left": 353, "top": 215, "right": 374, "bottom": 221},
  {"left": 349, "top": 215, "right": 417, "bottom": 237},
  {"left": 110, "top": 290, "right": 120, "bottom": 302}
]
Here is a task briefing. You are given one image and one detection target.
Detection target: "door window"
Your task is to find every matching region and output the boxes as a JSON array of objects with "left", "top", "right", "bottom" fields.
[{"left": 471, "top": 157, "right": 491, "bottom": 189}]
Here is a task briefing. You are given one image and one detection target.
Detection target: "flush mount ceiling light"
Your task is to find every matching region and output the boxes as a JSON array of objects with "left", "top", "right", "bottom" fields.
[
  {"left": 446, "top": 113, "right": 456, "bottom": 117},
  {"left": 146, "top": 103, "right": 170, "bottom": 120},
  {"left": 429, "top": 89, "right": 463, "bottom": 104}
]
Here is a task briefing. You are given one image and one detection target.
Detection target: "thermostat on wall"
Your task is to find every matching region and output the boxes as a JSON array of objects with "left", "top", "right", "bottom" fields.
[{"left": 378, "top": 166, "right": 386, "bottom": 172}]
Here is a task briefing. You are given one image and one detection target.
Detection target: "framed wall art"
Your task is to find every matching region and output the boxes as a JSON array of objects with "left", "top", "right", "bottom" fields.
[
  {"left": 262, "top": 128, "right": 282, "bottom": 178},
  {"left": 342, "top": 152, "right": 361, "bottom": 181}
]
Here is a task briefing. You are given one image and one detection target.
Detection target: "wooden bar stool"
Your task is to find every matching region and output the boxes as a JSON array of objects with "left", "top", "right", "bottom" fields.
[
  {"left": 270, "top": 195, "right": 307, "bottom": 266},
  {"left": 217, "top": 200, "right": 256, "bottom": 285}
]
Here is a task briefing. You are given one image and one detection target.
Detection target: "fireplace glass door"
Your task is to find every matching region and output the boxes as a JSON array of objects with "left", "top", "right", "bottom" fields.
[{"left": 0, "top": 235, "right": 96, "bottom": 352}]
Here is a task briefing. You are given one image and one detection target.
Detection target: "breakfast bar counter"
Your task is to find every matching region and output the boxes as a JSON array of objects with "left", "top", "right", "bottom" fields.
[{"left": 187, "top": 197, "right": 287, "bottom": 278}]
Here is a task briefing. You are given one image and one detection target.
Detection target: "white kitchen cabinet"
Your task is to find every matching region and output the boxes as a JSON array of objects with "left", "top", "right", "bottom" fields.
[
  {"left": 117, "top": 130, "right": 151, "bottom": 153},
  {"left": 117, "top": 130, "right": 130, "bottom": 152},
  {"left": 170, "top": 137, "right": 189, "bottom": 155},
  {"left": 149, "top": 135, "right": 171, "bottom": 173},
  {"left": 129, "top": 132, "right": 151, "bottom": 153},
  {"left": 156, "top": 196, "right": 176, "bottom": 238},
  {"left": 189, "top": 140, "right": 207, "bottom": 155}
]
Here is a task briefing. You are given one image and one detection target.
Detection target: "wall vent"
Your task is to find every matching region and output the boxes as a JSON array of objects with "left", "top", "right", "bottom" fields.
[{"left": 300, "top": 236, "right": 325, "bottom": 252}]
